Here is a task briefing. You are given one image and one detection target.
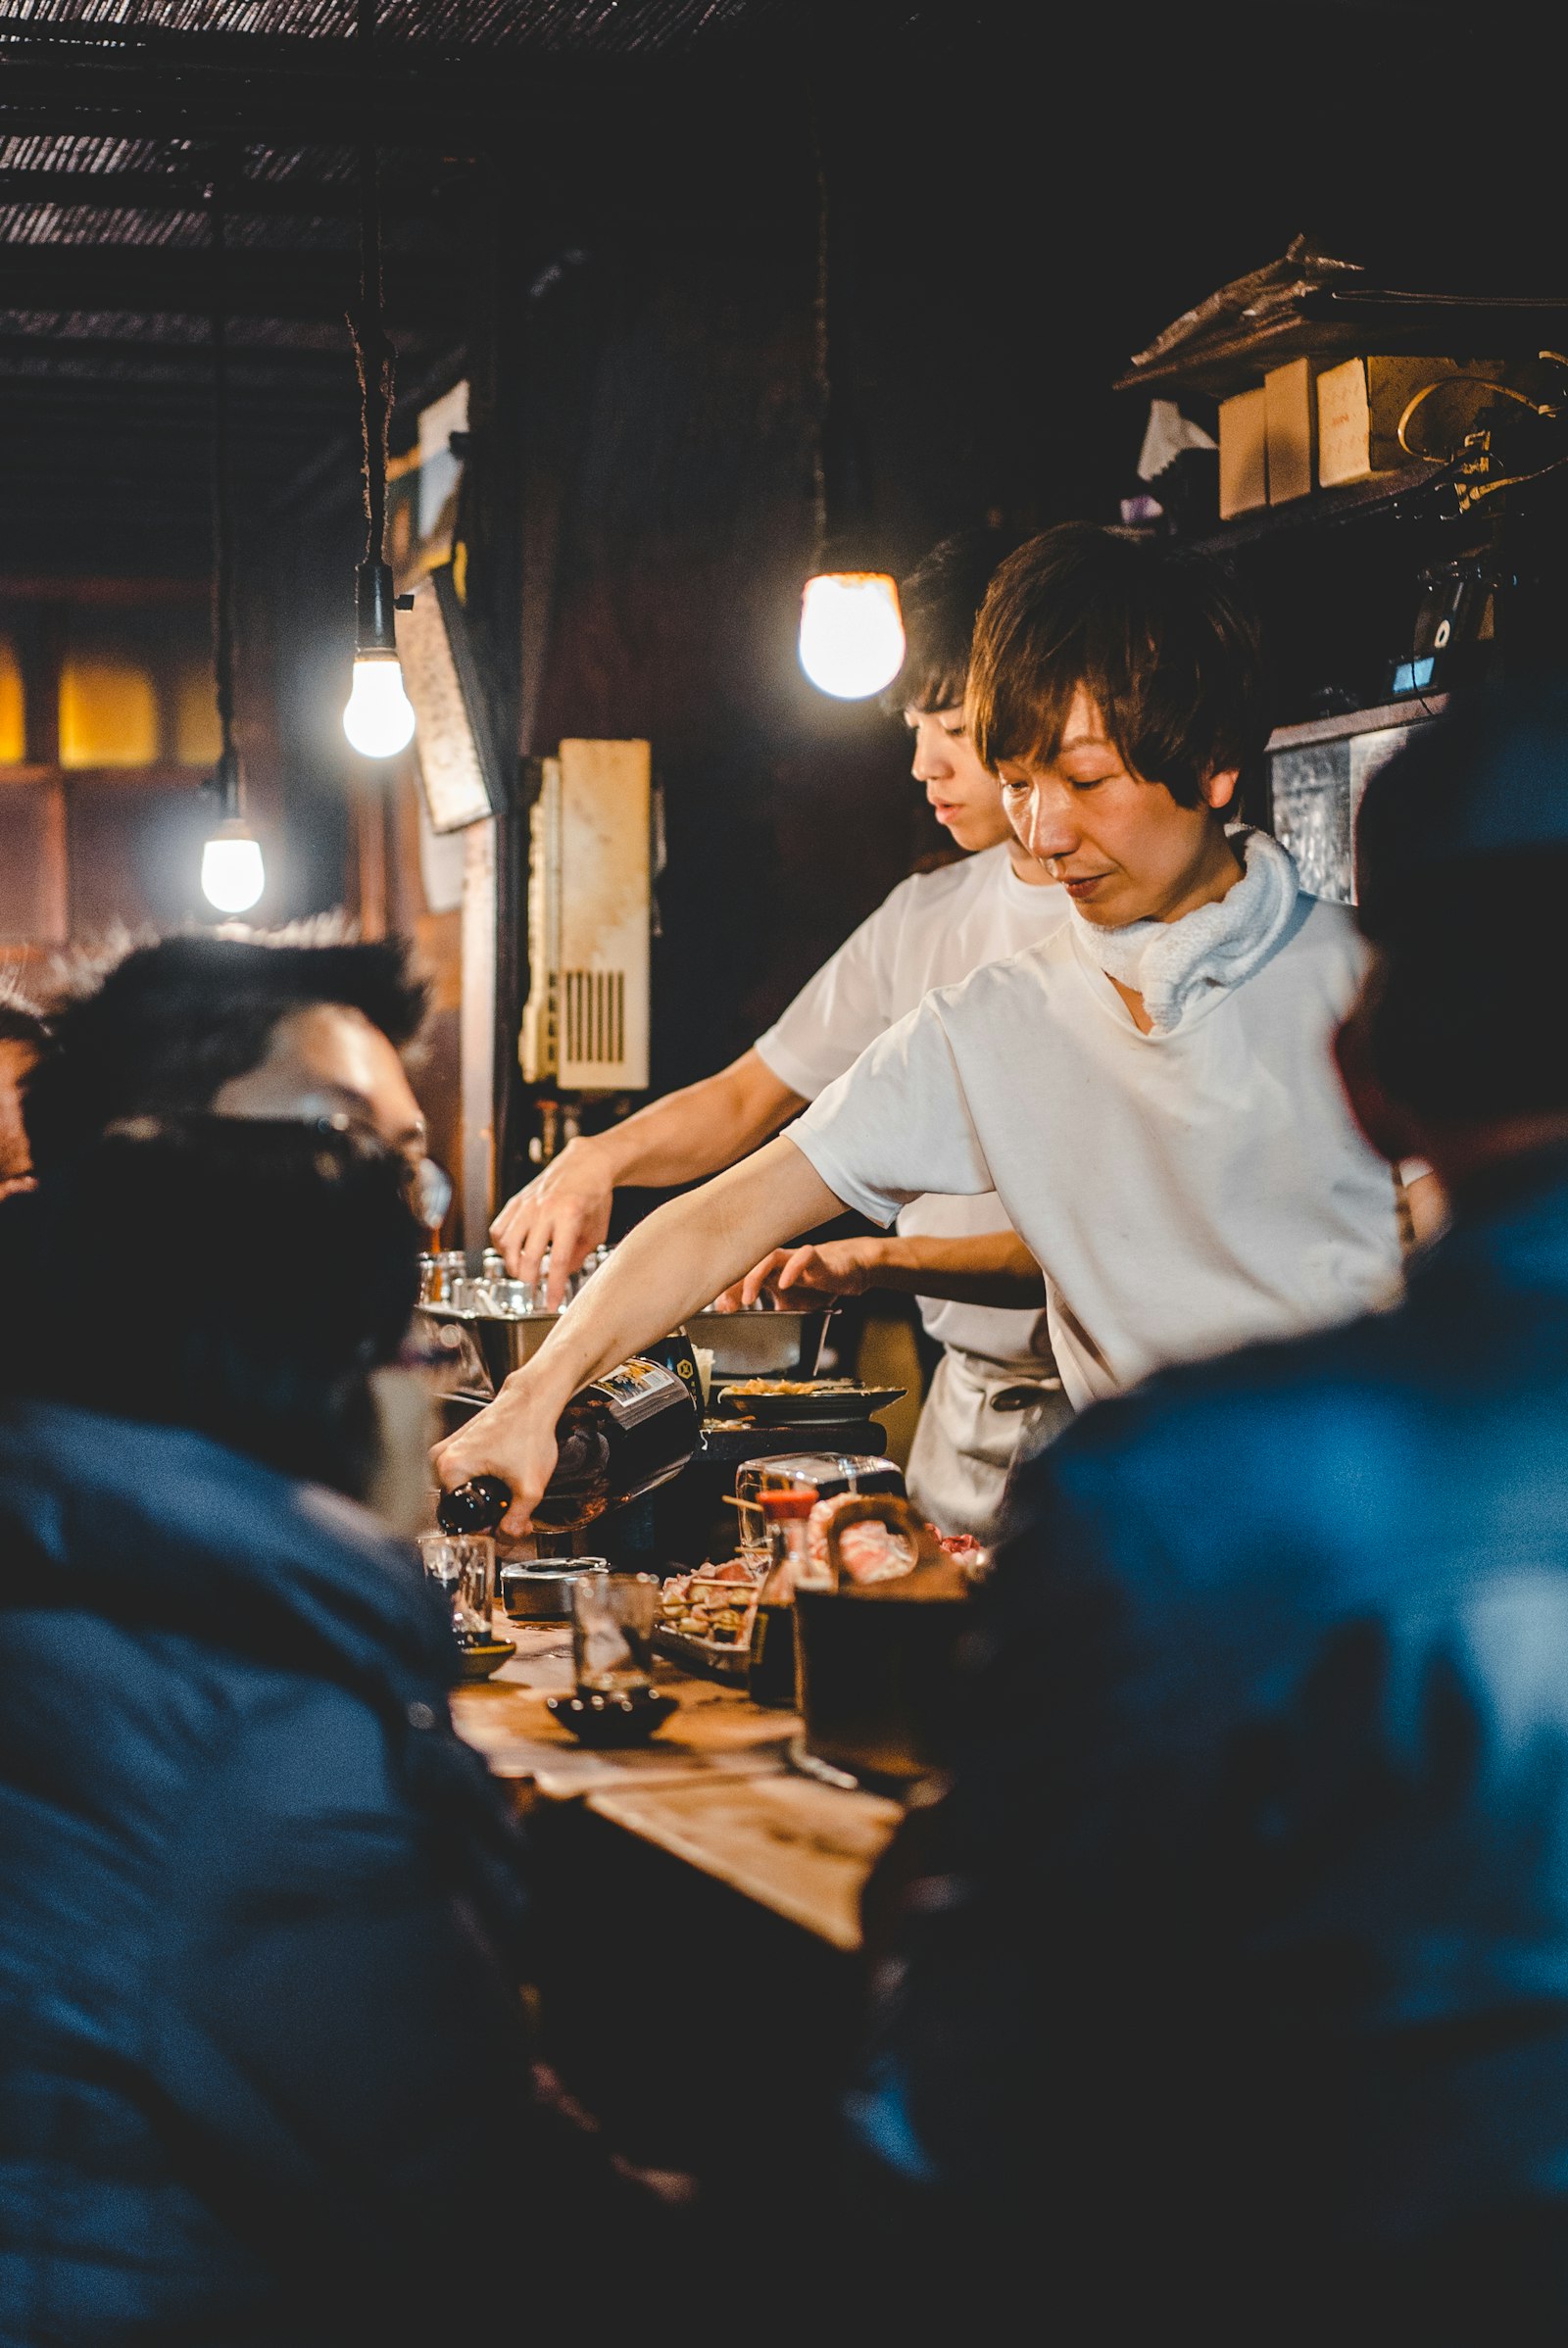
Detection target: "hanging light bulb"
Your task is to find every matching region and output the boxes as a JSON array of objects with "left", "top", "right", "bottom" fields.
[
  {"left": 343, "top": 628, "right": 416, "bottom": 758},
  {"left": 799, "top": 570, "right": 906, "bottom": 700},
  {"left": 343, "top": 70, "right": 416, "bottom": 762},
  {"left": 201, "top": 814, "right": 266, "bottom": 913},
  {"left": 798, "top": 126, "right": 903, "bottom": 702},
  {"left": 198, "top": 171, "right": 264, "bottom": 921}
]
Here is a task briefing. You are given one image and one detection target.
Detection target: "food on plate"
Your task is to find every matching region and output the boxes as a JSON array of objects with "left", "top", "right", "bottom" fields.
[
  {"left": 807, "top": 1491, "right": 920, "bottom": 1586},
  {"left": 718, "top": 1378, "right": 857, "bottom": 1397},
  {"left": 659, "top": 1560, "right": 763, "bottom": 1645},
  {"left": 930, "top": 1528, "right": 993, "bottom": 1582}
]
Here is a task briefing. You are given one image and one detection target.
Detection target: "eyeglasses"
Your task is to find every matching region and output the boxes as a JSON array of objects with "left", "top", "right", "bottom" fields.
[{"left": 304, "top": 1110, "right": 451, "bottom": 1232}]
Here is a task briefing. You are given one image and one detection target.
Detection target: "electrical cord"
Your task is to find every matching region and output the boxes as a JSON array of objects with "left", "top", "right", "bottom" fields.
[{"left": 207, "top": 157, "right": 241, "bottom": 824}]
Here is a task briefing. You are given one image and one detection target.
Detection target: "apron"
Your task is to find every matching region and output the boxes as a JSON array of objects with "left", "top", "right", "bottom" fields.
[{"left": 905, "top": 1345, "right": 1075, "bottom": 1543}]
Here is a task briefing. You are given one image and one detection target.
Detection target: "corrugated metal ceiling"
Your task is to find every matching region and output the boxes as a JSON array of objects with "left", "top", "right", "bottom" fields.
[
  {"left": 0, "top": 0, "right": 794, "bottom": 57},
  {"left": 0, "top": 0, "right": 894, "bottom": 566}
]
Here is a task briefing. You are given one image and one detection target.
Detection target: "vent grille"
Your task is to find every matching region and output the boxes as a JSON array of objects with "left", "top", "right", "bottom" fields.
[{"left": 563, "top": 967, "right": 625, "bottom": 1067}]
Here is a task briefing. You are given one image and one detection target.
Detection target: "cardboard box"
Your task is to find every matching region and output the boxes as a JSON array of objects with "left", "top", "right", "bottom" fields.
[
  {"left": 1264, "top": 357, "right": 1315, "bottom": 503},
  {"left": 1316, "top": 355, "right": 1510, "bottom": 488},
  {"left": 1218, "top": 384, "right": 1268, "bottom": 517}
]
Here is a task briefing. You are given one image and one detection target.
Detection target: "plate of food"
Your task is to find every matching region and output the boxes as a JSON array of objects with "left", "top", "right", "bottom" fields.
[
  {"left": 655, "top": 1560, "right": 760, "bottom": 1680},
  {"left": 713, "top": 1378, "right": 906, "bottom": 1423}
]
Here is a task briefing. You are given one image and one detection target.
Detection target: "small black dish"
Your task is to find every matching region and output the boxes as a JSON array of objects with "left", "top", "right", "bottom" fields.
[
  {"left": 545, "top": 1687, "right": 678, "bottom": 1746},
  {"left": 455, "top": 1636, "right": 516, "bottom": 1683}
]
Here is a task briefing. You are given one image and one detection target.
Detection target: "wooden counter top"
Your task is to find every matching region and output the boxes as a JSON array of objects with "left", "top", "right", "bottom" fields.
[
  {"left": 586, "top": 1773, "right": 903, "bottom": 1951},
  {"left": 450, "top": 1624, "right": 794, "bottom": 1799},
  {"left": 449, "top": 1621, "right": 903, "bottom": 1946}
]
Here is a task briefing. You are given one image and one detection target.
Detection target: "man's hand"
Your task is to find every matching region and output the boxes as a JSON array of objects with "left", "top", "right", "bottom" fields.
[
  {"left": 430, "top": 1373, "right": 562, "bottom": 1537},
  {"left": 715, "top": 1238, "right": 882, "bottom": 1312},
  {"left": 489, "top": 1137, "right": 616, "bottom": 1304},
  {"left": 488, "top": 1052, "right": 805, "bottom": 1305}
]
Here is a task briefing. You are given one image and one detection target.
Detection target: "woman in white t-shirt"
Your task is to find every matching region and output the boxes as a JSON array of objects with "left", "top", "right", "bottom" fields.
[
  {"left": 488, "top": 533, "right": 1068, "bottom": 1536},
  {"left": 437, "top": 526, "right": 1442, "bottom": 1535}
]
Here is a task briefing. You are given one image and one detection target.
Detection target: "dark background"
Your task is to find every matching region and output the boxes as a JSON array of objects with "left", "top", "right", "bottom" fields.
[{"left": 2, "top": 0, "right": 1560, "bottom": 1197}]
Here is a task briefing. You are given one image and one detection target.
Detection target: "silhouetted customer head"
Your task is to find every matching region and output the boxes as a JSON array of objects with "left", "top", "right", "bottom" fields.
[
  {"left": 1338, "top": 683, "right": 1568, "bottom": 1194},
  {"left": 24, "top": 931, "right": 429, "bottom": 1175},
  {"left": 0, "top": 1115, "right": 419, "bottom": 1496},
  {"left": 0, "top": 987, "right": 47, "bottom": 1201},
  {"left": 851, "top": 685, "right": 1568, "bottom": 2343},
  {"left": 0, "top": 1123, "right": 536, "bottom": 2347}
]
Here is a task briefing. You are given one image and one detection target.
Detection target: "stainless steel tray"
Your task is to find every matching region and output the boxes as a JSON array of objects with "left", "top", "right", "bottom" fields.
[
  {"left": 416, "top": 1302, "right": 832, "bottom": 1396},
  {"left": 684, "top": 1309, "right": 832, "bottom": 1379}
]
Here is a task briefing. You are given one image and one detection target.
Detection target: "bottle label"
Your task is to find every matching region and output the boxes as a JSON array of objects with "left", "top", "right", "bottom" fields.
[{"left": 593, "top": 1358, "right": 683, "bottom": 1431}]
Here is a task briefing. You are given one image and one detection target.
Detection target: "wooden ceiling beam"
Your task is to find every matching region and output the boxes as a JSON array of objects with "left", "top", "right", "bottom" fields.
[
  {"left": 0, "top": 167, "right": 450, "bottom": 219},
  {"left": 0, "top": 330, "right": 360, "bottom": 373},
  {"left": 0, "top": 242, "right": 463, "bottom": 324},
  {"left": 0, "top": 24, "right": 637, "bottom": 145}
]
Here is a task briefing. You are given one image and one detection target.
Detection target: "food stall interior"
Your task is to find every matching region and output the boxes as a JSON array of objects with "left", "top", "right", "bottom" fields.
[{"left": 5, "top": 0, "right": 1568, "bottom": 2269}]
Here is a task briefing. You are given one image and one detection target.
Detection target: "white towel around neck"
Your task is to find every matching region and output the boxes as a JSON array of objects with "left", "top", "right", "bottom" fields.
[{"left": 1071, "top": 826, "right": 1300, "bottom": 1036}]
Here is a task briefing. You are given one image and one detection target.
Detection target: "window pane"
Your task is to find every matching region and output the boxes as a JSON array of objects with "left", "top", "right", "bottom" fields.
[
  {"left": 0, "top": 639, "right": 24, "bottom": 766},
  {"left": 59, "top": 659, "right": 160, "bottom": 768}
]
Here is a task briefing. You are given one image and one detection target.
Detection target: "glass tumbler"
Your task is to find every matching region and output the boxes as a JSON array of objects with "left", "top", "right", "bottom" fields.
[
  {"left": 572, "top": 1571, "right": 659, "bottom": 1694},
  {"left": 418, "top": 1530, "right": 495, "bottom": 1644}
]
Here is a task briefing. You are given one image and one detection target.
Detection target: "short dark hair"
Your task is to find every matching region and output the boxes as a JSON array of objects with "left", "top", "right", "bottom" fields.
[
  {"left": 882, "top": 527, "right": 1024, "bottom": 716},
  {"left": 24, "top": 933, "right": 428, "bottom": 1171},
  {"left": 0, "top": 991, "right": 47, "bottom": 1055},
  {"left": 0, "top": 1116, "right": 419, "bottom": 1494},
  {"left": 966, "top": 522, "right": 1269, "bottom": 807},
  {"left": 1357, "top": 693, "right": 1568, "bottom": 1125}
]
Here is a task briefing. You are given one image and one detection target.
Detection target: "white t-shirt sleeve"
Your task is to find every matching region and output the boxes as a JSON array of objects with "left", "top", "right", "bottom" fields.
[
  {"left": 753, "top": 879, "right": 917, "bottom": 1101},
  {"left": 787, "top": 997, "right": 996, "bottom": 1229}
]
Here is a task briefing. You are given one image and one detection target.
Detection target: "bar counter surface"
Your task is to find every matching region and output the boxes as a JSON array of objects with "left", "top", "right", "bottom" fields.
[{"left": 450, "top": 1624, "right": 903, "bottom": 1950}]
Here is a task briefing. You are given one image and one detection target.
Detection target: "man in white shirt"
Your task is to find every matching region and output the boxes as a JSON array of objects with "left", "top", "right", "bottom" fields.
[
  {"left": 488, "top": 532, "right": 1069, "bottom": 1536},
  {"left": 436, "top": 524, "right": 1441, "bottom": 1530}
]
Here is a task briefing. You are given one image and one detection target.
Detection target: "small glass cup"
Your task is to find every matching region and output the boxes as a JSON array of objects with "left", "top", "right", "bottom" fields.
[
  {"left": 572, "top": 1571, "right": 659, "bottom": 1693},
  {"left": 732, "top": 1462, "right": 778, "bottom": 1561},
  {"left": 418, "top": 1530, "right": 495, "bottom": 1644}
]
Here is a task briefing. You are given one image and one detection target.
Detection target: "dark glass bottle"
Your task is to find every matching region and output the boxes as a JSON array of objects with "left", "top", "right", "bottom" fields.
[
  {"left": 747, "top": 1488, "right": 817, "bottom": 1708},
  {"left": 438, "top": 1357, "right": 699, "bottom": 1537}
]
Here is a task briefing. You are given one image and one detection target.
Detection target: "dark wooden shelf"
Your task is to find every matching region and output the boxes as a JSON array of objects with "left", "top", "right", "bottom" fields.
[{"left": 1182, "top": 460, "right": 1451, "bottom": 555}]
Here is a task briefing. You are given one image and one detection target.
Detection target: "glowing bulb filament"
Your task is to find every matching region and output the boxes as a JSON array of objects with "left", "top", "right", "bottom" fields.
[
  {"left": 343, "top": 652, "right": 416, "bottom": 758},
  {"left": 202, "top": 820, "right": 265, "bottom": 914},
  {"left": 798, "top": 572, "right": 906, "bottom": 700}
]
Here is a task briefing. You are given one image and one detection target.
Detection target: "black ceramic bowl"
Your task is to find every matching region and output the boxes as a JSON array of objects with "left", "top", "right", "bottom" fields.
[{"left": 544, "top": 1687, "right": 678, "bottom": 1746}]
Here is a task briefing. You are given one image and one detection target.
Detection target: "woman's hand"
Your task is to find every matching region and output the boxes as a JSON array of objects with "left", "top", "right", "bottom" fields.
[
  {"left": 430, "top": 1373, "right": 563, "bottom": 1537},
  {"left": 713, "top": 1238, "right": 882, "bottom": 1313}
]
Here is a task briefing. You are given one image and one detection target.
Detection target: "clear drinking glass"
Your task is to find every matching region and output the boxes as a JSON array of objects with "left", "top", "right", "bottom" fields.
[
  {"left": 418, "top": 1530, "right": 495, "bottom": 1644},
  {"left": 572, "top": 1571, "right": 659, "bottom": 1693},
  {"left": 732, "top": 1463, "right": 778, "bottom": 1560}
]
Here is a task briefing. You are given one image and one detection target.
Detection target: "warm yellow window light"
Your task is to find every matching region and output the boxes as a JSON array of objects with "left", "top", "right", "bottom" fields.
[
  {"left": 798, "top": 571, "right": 906, "bottom": 701},
  {"left": 59, "top": 659, "right": 159, "bottom": 767},
  {"left": 174, "top": 666, "right": 224, "bottom": 766},
  {"left": 0, "top": 639, "right": 24, "bottom": 765}
]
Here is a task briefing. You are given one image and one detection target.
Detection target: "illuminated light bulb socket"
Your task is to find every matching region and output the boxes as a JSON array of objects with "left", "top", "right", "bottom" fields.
[
  {"left": 343, "top": 559, "right": 416, "bottom": 759},
  {"left": 798, "top": 570, "right": 906, "bottom": 701},
  {"left": 201, "top": 816, "right": 266, "bottom": 914}
]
